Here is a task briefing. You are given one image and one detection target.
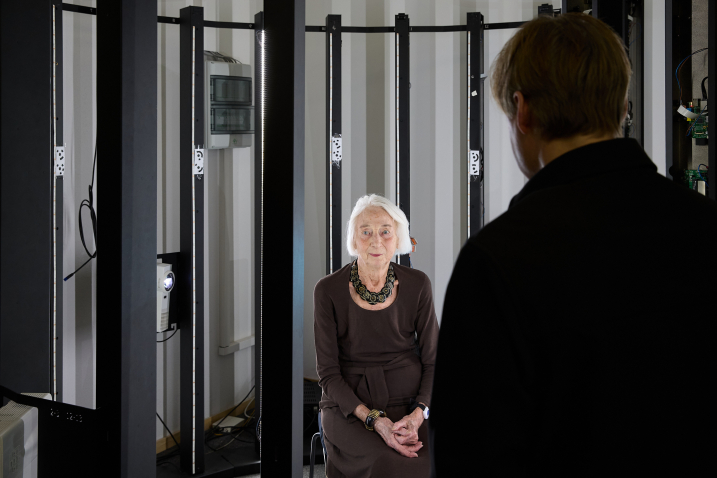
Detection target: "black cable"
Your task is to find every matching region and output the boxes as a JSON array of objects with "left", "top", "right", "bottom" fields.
[
  {"left": 206, "top": 416, "right": 256, "bottom": 454},
  {"left": 676, "top": 48, "right": 708, "bottom": 106},
  {"left": 157, "top": 328, "right": 179, "bottom": 343},
  {"left": 702, "top": 76, "right": 708, "bottom": 100},
  {"left": 156, "top": 412, "right": 180, "bottom": 451},
  {"left": 155, "top": 412, "right": 182, "bottom": 465},
  {"left": 304, "top": 413, "right": 317, "bottom": 433},
  {"left": 64, "top": 142, "right": 98, "bottom": 281},
  {"left": 207, "top": 385, "right": 255, "bottom": 440}
]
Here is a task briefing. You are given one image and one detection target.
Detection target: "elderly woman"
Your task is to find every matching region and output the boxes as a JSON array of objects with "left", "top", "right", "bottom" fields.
[{"left": 314, "top": 194, "right": 439, "bottom": 478}]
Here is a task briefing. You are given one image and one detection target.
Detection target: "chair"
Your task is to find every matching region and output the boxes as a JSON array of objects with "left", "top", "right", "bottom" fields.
[{"left": 309, "top": 409, "right": 327, "bottom": 478}]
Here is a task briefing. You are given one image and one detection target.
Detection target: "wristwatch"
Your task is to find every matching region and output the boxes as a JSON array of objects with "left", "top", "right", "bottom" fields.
[
  {"left": 364, "top": 409, "right": 386, "bottom": 431},
  {"left": 409, "top": 401, "right": 430, "bottom": 420}
]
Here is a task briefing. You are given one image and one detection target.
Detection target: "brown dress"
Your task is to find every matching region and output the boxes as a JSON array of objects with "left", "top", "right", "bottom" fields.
[{"left": 314, "top": 262, "right": 439, "bottom": 478}]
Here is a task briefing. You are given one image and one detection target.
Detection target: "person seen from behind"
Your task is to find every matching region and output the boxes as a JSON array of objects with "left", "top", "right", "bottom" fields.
[{"left": 430, "top": 12, "right": 716, "bottom": 477}]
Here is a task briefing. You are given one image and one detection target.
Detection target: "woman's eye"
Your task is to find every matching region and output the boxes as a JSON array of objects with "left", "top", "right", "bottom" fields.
[
  {"left": 362, "top": 231, "right": 370, "bottom": 235},
  {"left": 382, "top": 230, "right": 390, "bottom": 235}
]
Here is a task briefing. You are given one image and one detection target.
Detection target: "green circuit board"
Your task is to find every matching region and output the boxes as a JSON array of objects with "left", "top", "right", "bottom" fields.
[
  {"left": 692, "top": 116, "right": 708, "bottom": 139},
  {"left": 683, "top": 169, "right": 708, "bottom": 189}
]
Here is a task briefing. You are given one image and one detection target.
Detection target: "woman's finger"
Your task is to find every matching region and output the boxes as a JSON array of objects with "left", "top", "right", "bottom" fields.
[
  {"left": 393, "top": 433, "right": 415, "bottom": 445},
  {"left": 393, "top": 429, "right": 417, "bottom": 444},
  {"left": 392, "top": 426, "right": 410, "bottom": 436},
  {"left": 385, "top": 432, "right": 418, "bottom": 458},
  {"left": 392, "top": 418, "right": 407, "bottom": 431},
  {"left": 405, "top": 442, "right": 423, "bottom": 453},
  {"left": 391, "top": 441, "right": 418, "bottom": 458},
  {"left": 404, "top": 432, "right": 419, "bottom": 444},
  {"left": 396, "top": 436, "right": 417, "bottom": 446}
]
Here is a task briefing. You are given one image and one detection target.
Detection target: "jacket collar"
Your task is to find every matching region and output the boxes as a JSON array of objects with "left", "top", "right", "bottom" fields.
[{"left": 509, "top": 138, "right": 657, "bottom": 209}]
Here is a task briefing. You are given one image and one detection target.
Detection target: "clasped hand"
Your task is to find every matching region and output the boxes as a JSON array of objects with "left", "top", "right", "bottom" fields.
[{"left": 374, "top": 408, "right": 423, "bottom": 458}]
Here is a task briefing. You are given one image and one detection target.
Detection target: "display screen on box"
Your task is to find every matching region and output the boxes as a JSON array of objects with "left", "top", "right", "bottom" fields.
[
  {"left": 210, "top": 106, "right": 254, "bottom": 134},
  {"left": 210, "top": 76, "right": 252, "bottom": 104}
]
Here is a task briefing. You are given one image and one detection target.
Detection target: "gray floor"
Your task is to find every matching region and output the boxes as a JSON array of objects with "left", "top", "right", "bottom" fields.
[{"left": 241, "top": 464, "right": 325, "bottom": 478}]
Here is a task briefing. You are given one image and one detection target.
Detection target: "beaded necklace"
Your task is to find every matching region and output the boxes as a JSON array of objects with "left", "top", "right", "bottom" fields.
[{"left": 350, "top": 261, "right": 396, "bottom": 305}]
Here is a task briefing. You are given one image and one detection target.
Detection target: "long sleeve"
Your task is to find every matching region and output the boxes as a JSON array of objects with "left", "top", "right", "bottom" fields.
[
  {"left": 414, "top": 273, "right": 439, "bottom": 408},
  {"left": 313, "top": 278, "right": 364, "bottom": 418},
  {"left": 430, "top": 242, "right": 536, "bottom": 477}
]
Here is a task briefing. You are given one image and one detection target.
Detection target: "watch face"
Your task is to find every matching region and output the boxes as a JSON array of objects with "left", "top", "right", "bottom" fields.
[{"left": 424, "top": 408, "right": 430, "bottom": 419}]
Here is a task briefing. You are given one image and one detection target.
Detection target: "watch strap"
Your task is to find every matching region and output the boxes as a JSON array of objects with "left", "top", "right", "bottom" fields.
[{"left": 409, "top": 400, "right": 429, "bottom": 419}]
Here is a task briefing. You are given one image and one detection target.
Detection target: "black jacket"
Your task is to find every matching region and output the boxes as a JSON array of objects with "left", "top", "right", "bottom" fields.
[{"left": 430, "top": 139, "right": 716, "bottom": 476}]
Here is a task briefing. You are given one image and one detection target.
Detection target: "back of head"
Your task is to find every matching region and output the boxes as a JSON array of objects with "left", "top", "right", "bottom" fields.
[{"left": 491, "top": 13, "right": 631, "bottom": 141}]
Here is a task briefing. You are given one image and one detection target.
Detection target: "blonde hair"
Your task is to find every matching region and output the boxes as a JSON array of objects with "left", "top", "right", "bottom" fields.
[
  {"left": 491, "top": 13, "right": 631, "bottom": 140},
  {"left": 346, "top": 194, "right": 412, "bottom": 257}
]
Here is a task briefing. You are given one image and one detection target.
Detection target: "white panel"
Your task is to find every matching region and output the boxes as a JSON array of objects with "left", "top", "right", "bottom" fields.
[
  {"left": 303, "top": 0, "right": 330, "bottom": 380},
  {"left": 644, "top": 0, "right": 667, "bottom": 175},
  {"left": 433, "top": 0, "right": 460, "bottom": 322},
  {"left": 62, "top": 1, "right": 97, "bottom": 410}
]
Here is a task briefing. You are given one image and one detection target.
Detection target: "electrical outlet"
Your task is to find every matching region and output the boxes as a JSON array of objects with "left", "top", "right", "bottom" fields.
[
  {"left": 54, "top": 146, "right": 65, "bottom": 176},
  {"left": 194, "top": 149, "right": 205, "bottom": 175},
  {"left": 469, "top": 150, "right": 481, "bottom": 176},
  {"left": 331, "top": 134, "right": 342, "bottom": 165}
]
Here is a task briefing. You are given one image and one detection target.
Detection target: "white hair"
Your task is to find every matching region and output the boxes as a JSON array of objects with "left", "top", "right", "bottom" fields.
[{"left": 346, "top": 194, "right": 412, "bottom": 257}]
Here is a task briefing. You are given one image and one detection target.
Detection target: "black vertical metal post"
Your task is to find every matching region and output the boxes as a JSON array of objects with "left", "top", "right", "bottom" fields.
[
  {"left": 668, "top": 0, "right": 693, "bottom": 179},
  {"left": 395, "top": 13, "right": 411, "bottom": 266},
  {"left": 180, "top": 6, "right": 205, "bottom": 474},
  {"left": 96, "top": 0, "right": 158, "bottom": 475},
  {"left": 327, "top": 14, "right": 342, "bottom": 274},
  {"left": 594, "top": 0, "right": 628, "bottom": 39},
  {"left": 52, "top": 0, "right": 64, "bottom": 403},
  {"left": 595, "top": 1, "right": 631, "bottom": 137},
  {"left": 1, "top": 0, "right": 53, "bottom": 399},
  {"left": 262, "top": 0, "right": 305, "bottom": 475},
  {"left": 468, "top": 13, "right": 484, "bottom": 237},
  {"left": 253, "top": 9, "right": 264, "bottom": 458},
  {"left": 709, "top": 0, "right": 716, "bottom": 199},
  {"left": 666, "top": 1, "right": 674, "bottom": 180},
  {"left": 634, "top": 0, "right": 645, "bottom": 147}
]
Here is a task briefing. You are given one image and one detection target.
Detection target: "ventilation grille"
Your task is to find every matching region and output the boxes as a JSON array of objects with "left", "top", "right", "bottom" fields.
[{"left": 303, "top": 381, "right": 322, "bottom": 406}]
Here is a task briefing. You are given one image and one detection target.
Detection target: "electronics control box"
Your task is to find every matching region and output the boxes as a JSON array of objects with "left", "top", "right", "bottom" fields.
[{"left": 205, "top": 59, "right": 254, "bottom": 149}]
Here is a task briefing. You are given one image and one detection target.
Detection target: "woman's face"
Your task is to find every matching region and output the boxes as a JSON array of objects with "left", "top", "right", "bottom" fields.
[{"left": 354, "top": 206, "right": 398, "bottom": 270}]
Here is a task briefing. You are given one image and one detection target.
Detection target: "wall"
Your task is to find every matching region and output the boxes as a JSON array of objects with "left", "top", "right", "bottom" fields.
[
  {"left": 60, "top": 0, "right": 668, "bottom": 443},
  {"left": 302, "top": 0, "right": 566, "bottom": 380},
  {"left": 62, "top": 0, "right": 97, "bottom": 410},
  {"left": 644, "top": 0, "right": 667, "bottom": 176}
]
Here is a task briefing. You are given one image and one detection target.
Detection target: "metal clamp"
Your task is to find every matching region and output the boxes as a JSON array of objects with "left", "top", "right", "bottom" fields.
[
  {"left": 331, "top": 134, "right": 342, "bottom": 167},
  {"left": 469, "top": 150, "right": 481, "bottom": 177},
  {"left": 194, "top": 148, "right": 205, "bottom": 177},
  {"left": 54, "top": 146, "right": 65, "bottom": 177}
]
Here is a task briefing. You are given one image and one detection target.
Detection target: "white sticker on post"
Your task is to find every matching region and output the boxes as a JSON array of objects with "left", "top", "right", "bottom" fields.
[
  {"left": 54, "top": 146, "right": 65, "bottom": 177},
  {"left": 194, "top": 149, "right": 205, "bottom": 176},
  {"left": 469, "top": 150, "right": 481, "bottom": 177},
  {"left": 331, "top": 134, "right": 342, "bottom": 167}
]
